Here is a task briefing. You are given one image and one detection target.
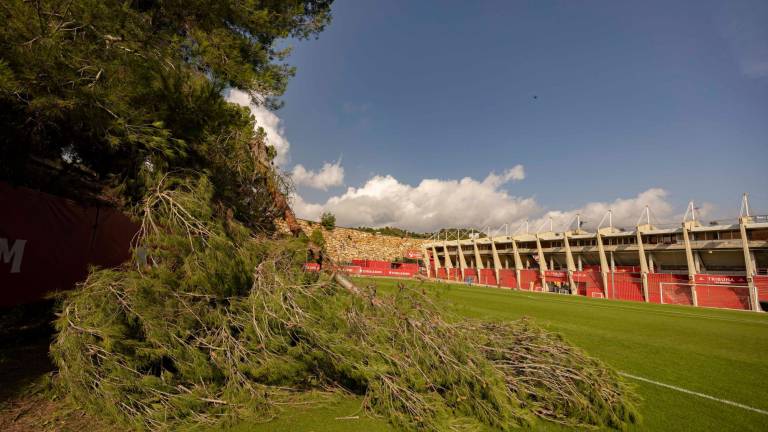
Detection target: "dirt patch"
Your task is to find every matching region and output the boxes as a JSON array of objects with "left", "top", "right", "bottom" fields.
[{"left": 0, "top": 393, "right": 108, "bottom": 432}]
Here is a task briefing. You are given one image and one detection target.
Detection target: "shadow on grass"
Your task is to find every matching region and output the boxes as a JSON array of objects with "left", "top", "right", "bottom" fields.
[{"left": 0, "top": 300, "right": 57, "bottom": 403}]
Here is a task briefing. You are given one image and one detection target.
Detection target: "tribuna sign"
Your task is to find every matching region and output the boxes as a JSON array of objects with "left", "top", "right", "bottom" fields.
[{"left": 693, "top": 274, "right": 748, "bottom": 285}]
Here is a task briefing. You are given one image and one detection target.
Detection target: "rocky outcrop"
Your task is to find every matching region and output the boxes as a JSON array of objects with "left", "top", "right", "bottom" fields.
[{"left": 276, "top": 219, "right": 427, "bottom": 263}]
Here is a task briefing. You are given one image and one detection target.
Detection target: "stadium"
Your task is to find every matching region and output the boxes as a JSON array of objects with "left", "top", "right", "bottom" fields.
[
  {"left": 2, "top": 1, "right": 768, "bottom": 431},
  {"left": 422, "top": 199, "right": 768, "bottom": 312}
]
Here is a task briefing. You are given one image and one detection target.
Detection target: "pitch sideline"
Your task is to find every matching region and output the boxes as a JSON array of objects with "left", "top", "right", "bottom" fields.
[{"left": 618, "top": 372, "right": 768, "bottom": 416}]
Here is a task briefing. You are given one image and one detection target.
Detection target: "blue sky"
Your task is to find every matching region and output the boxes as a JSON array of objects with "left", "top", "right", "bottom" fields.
[{"left": 232, "top": 0, "right": 768, "bottom": 231}]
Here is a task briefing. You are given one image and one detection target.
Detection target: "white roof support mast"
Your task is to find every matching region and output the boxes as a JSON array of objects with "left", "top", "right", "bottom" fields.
[
  {"left": 740, "top": 193, "right": 751, "bottom": 218},
  {"left": 597, "top": 209, "right": 613, "bottom": 231},
  {"left": 636, "top": 205, "right": 651, "bottom": 227},
  {"left": 683, "top": 200, "right": 699, "bottom": 224}
]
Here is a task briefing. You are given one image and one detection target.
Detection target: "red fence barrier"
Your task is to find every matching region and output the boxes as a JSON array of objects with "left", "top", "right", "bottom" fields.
[
  {"left": 340, "top": 259, "right": 761, "bottom": 311},
  {"left": 352, "top": 259, "right": 391, "bottom": 269},
  {"left": 332, "top": 259, "right": 420, "bottom": 278},
  {"left": 338, "top": 265, "right": 418, "bottom": 278},
  {"left": 1, "top": 182, "right": 138, "bottom": 306}
]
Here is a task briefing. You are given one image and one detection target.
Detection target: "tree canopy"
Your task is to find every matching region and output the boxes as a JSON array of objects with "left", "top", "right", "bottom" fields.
[{"left": 0, "top": 0, "right": 331, "bottom": 223}]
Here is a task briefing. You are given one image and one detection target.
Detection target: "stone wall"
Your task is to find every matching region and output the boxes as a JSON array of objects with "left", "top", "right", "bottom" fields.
[{"left": 276, "top": 219, "right": 427, "bottom": 263}]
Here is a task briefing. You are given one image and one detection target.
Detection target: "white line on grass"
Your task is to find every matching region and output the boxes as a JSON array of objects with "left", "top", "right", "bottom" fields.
[{"left": 618, "top": 372, "right": 768, "bottom": 416}]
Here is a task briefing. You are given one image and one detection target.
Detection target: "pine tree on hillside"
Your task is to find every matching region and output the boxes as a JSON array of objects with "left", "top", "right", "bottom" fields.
[{"left": 320, "top": 211, "right": 335, "bottom": 230}]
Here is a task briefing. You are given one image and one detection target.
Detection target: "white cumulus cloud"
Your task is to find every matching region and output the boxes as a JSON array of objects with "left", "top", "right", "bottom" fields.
[
  {"left": 293, "top": 167, "right": 538, "bottom": 232},
  {"left": 214, "top": 93, "right": 693, "bottom": 232},
  {"left": 291, "top": 193, "right": 325, "bottom": 221},
  {"left": 526, "top": 188, "right": 676, "bottom": 233},
  {"left": 291, "top": 160, "right": 345, "bottom": 190},
  {"left": 292, "top": 167, "right": 689, "bottom": 233},
  {"left": 224, "top": 88, "right": 291, "bottom": 165},
  {"left": 484, "top": 165, "right": 526, "bottom": 186}
]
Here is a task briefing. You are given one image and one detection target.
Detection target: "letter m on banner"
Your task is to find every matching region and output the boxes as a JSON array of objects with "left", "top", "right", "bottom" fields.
[{"left": 0, "top": 238, "right": 26, "bottom": 273}]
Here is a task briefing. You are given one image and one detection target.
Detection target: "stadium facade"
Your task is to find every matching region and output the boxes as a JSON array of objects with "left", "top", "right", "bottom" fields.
[{"left": 422, "top": 201, "right": 768, "bottom": 312}]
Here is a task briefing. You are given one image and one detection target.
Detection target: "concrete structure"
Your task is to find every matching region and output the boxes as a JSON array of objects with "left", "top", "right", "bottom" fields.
[{"left": 424, "top": 199, "right": 768, "bottom": 312}]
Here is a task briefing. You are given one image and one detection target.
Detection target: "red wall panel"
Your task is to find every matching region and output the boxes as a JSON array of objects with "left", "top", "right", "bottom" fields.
[
  {"left": 756, "top": 276, "right": 768, "bottom": 302},
  {"left": 544, "top": 270, "right": 568, "bottom": 283},
  {"left": 498, "top": 269, "right": 517, "bottom": 288},
  {"left": 478, "top": 269, "right": 497, "bottom": 285},
  {"left": 696, "top": 284, "right": 750, "bottom": 310},
  {"left": 573, "top": 270, "right": 605, "bottom": 298},
  {"left": 647, "top": 273, "right": 688, "bottom": 304},
  {"left": 610, "top": 273, "right": 644, "bottom": 302},
  {"left": 341, "top": 265, "right": 361, "bottom": 274},
  {"left": 358, "top": 267, "right": 388, "bottom": 276},
  {"left": 519, "top": 269, "right": 542, "bottom": 291},
  {"left": 614, "top": 266, "right": 641, "bottom": 273},
  {"left": 447, "top": 268, "right": 461, "bottom": 281},
  {"left": 690, "top": 274, "right": 750, "bottom": 310}
]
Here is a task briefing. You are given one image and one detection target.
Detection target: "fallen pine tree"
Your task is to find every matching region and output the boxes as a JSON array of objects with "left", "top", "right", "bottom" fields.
[
  {"left": 2, "top": 2, "right": 638, "bottom": 429},
  {"left": 52, "top": 175, "right": 639, "bottom": 431}
]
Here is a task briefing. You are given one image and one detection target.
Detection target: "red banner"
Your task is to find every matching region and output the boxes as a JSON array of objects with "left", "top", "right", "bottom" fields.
[
  {"left": 405, "top": 250, "right": 423, "bottom": 259},
  {"left": 572, "top": 270, "right": 590, "bottom": 280},
  {"left": 694, "top": 274, "right": 747, "bottom": 285}
]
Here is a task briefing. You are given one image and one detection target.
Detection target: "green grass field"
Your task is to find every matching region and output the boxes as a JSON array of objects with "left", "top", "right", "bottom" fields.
[{"left": 221, "top": 277, "right": 768, "bottom": 432}]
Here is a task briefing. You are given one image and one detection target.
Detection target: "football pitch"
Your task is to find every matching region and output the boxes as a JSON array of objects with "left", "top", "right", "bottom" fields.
[{"left": 232, "top": 277, "right": 768, "bottom": 432}]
